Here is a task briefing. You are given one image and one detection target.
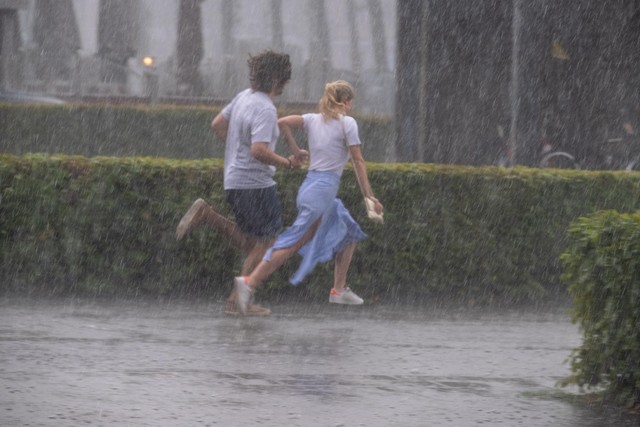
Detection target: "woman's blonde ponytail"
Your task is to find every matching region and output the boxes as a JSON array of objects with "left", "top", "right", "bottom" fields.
[{"left": 318, "top": 80, "right": 355, "bottom": 121}]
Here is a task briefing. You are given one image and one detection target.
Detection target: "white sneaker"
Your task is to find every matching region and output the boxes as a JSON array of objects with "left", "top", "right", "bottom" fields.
[
  {"left": 234, "top": 276, "right": 253, "bottom": 315},
  {"left": 329, "top": 288, "right": 364, "bottom": 305}
]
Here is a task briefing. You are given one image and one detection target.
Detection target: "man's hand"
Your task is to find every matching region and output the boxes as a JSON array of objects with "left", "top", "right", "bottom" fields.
[
  {"left": 251, "top": 143, "right": 305, "bottom": 170},
  {"left": 293, "top": 149, "right": 309, "bottom": 164},
  {"left": 288, "top": 153, "right": 307, "bottom": 169}
]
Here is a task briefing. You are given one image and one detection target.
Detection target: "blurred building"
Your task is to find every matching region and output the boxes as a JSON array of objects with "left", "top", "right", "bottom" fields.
[{"left": 7, "top": 0, "right": 396, "bottom": 115}]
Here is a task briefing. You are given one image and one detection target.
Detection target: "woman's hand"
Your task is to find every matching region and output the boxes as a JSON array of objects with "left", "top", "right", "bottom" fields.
[
  {"left": 368, "top": 196, "right": 384, "bottom": 215},
  {"left": 293, "top": 149, "right": 309, "bottom": 164},
  {"left": 288, "top": 153, "right": 307, "bottom": 169}
]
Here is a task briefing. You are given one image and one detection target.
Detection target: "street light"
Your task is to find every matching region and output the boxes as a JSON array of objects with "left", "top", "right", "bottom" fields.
[{"left": 142, "top": 56, "right": 158, "bottom": 102}]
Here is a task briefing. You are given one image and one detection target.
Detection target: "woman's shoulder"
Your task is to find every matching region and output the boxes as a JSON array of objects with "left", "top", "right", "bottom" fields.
[
  {"left": 343, "top": 115, "right": 359, "bottom": 128},
  {"left": 302, "top": 112, "right": 322, "bottom": 123}
]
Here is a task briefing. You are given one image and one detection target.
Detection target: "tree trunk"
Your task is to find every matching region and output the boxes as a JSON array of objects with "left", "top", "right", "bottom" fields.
[
  {"left": 33, "top": 0, "right": 80, "bottom": 84},
  {"left": 395, "top": 0, "right": 423, "bottom": 162},
  {"left": 98, "top": 0, "right": 138, "bottom": 86},
  {"left": 307, "top": 0, "right": 331, "bottom": 100},
  {"left": 177, "top": 0, "right": 204, "bottom": 96},
  {"left": 271, "top": 0, "right": 284, "bottom": 51}
]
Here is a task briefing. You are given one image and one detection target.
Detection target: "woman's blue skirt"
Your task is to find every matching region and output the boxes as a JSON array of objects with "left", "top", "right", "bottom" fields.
[{"left": 263, "top": 170, "right": 367, "bottom": 285}]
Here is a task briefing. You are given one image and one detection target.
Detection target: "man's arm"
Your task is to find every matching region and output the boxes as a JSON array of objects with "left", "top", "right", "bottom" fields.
[
  {"left": 211, "top": 113, "right": 229, "bottom": 141},
  {"left": 249, "top": 110, "right": 305, "bottom": 169},
  {"left": 251, "top": 142, "right": 301, "bottom": 169}
]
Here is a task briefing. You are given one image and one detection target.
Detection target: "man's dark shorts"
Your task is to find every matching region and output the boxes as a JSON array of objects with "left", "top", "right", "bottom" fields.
[{"left": 226, "top": 186, "right": 282, "bottom": 240}]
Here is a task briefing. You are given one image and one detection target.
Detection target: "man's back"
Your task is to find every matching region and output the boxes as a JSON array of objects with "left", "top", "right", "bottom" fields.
[{"left": 222, "top": 89, "right": 280, "bottom": 190}]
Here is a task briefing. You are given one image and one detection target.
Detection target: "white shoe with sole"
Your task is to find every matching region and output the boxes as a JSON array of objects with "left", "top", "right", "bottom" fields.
[
  {"left": 234, "top": 276, "right": 253, "bottom": 315},
  {"left": 329, "top": 287, "right": 364, "bottom": 305},
  {"left": 176, "top": 198, "right": 207, "bottom": 240}
]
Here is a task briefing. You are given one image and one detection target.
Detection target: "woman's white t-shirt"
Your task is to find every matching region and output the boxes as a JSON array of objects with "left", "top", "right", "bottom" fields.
[{"left": 302, "top": 114, "right": 362, "bottom": 177}]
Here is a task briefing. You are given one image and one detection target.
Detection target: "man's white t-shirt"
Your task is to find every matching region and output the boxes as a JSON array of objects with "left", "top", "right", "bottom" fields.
[
  {"left": 222, "top": 89, "right": 280, "bottom": 190},
  {"left": 302, "top": 113, "right": 362, "bottom": 177}
]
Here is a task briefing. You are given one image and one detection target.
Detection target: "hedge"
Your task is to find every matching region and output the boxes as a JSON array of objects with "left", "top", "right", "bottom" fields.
[
  {"left": 2, "top": 153, "right": 640, "bottom": 304},
  {"left": 0, "top": 103, "right": 394, "bottom": 162},
  {"left": 561, "top": 210, "right": 640, "bottom": 408}
]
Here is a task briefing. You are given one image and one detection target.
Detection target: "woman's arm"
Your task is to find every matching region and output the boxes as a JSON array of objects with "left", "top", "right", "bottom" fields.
[
  {"left": 249, "top": 115, "right": 307, "bottom": 170},
  {"left": 278, "top": 115, "right": 308, "bottom": 163},
  {"left": 349, "top": 145, "right": 383, "bottom": 214}
]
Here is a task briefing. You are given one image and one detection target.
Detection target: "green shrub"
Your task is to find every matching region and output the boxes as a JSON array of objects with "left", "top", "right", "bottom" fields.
[
  {"left": 0, "top": 103, "right": 219, "bottom": 159},
  {"left": 0, "top": 103, "right": 394, "bottom": 162},
  {"left": 1, "top": 154, "right": 640, "bottom": 304},
  {"left": 560, "top": 210, "right": 640, "bottom": 407}
]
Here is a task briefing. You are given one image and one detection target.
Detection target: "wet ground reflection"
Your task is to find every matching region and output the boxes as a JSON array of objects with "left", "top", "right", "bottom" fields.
[{"left": 1, "top": 298, "right": 638, "bottom": 426}]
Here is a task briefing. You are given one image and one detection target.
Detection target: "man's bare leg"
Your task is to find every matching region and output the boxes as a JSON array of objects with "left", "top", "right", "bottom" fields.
[
  {"left": 176, "top": 199, "right": 254, "bottom": 253},
  {"left": 176, "top": 199, "right": 271, "bottom": 315}
]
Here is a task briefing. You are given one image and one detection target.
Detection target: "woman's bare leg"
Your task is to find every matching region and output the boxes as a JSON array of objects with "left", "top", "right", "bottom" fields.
[
  {"left": 241, "top": 239, "right": 274, "bottom": 276},
  {"left": 225, "top": 239, "right": 274, "bottom": 314},
  {"left": 245, "top": 218, "right": 321, "bottom": 288},
  {"left": 333, "top": 242, "right": 356, "bottom": 292}
]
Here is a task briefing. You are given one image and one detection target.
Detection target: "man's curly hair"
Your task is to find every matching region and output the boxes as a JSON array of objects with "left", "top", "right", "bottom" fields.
[{"left": 248, "top": 50, "right": 292, "bottom": 93}]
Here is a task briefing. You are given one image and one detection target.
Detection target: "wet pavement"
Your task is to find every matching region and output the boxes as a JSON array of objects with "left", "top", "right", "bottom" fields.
[{"left": 1, "top": 298, "right": 639, "bottom": 426}]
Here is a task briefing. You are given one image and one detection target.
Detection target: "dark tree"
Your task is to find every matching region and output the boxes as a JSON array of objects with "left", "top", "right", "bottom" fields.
[
  {"left": 177, "top": 0, "right": 204, "bottom": 95},
  {"left": 0, "top": 9, "right": 22, "bottom": 89},
  {"left": 368, "top": 0, "right": 388, "bottom": 74},
  {"left": 221, "top": 0, "right": 235, "bottom": 92},
  {"left": 346, "top": 0, "right": 361, "bottom": 76},
  {"left": 307, "top": 0, "right": 331, "bottom": 99},
  {"left": 98, "top": 0, "right": 138, "bottom": 86},
  {"left": 395, "top": 0, "right": 423, "bottom": 162},
  {"left": 271, "top": 0, "right": 284, "bottom": 51},
  {"left": 33, "top": 0, "right": 80, "bottom": 83},
  {"left": 396, "top": 0, "right": 640, "bottom": 167}
]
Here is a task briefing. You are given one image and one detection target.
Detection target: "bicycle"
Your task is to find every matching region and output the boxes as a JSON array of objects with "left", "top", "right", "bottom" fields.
[
  {"left": 539, "top": 150, "right": 581, "bottom": 169},
  {"left": 540, "top": 129, "right": 640, "bottom": 171},
  {"left": 495, "top": 139, "right": 581, "bottom": 169},
  {"left": 596, "top": 134, "right": 640, "bottom": 171}
]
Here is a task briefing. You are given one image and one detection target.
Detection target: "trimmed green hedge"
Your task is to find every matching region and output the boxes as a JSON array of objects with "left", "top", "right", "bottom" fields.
[
  {"left": 561, "top": 210, "right": 640, "bottom": 407},
  {"left": 0, "top": 103, "right": 394, "bottom": 162},
  {"left": 1, "top": 153, "right": 640, "bottom": 303}
]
